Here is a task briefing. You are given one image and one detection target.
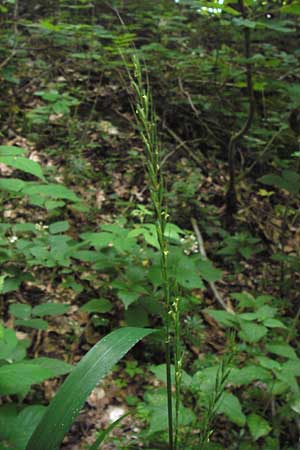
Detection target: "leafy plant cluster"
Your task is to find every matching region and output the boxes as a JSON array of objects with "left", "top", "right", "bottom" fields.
[{"left": 0, "top": 0, "right": 300, "bottom": 449}]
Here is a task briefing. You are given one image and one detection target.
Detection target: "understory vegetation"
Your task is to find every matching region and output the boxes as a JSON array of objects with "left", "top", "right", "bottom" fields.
[{"left": 1, "top": 1, "right": 300, "bottom": 449}]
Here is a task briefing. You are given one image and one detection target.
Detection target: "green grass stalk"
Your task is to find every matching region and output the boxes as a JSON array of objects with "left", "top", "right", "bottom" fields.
[
  {"left": 199, "top": 335, "right": 235, "bottom": 449},
  {"left": 128, "top": 53, "right": 175, "bottom": 450}
]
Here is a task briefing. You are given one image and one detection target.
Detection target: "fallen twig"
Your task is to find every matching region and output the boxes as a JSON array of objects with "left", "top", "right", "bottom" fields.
[{"left": 191, "top": 217, "right": 230, "bottom": 311}]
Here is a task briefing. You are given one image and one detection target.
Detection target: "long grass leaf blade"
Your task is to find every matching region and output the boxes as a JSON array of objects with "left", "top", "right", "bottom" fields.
[{"left": 26, "top": 327, "right": 153, "bottom": 450}]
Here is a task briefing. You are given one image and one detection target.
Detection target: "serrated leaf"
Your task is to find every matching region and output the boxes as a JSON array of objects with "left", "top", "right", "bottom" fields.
[
  {"left": 257, "top": 357, "right": 281, "bottom": 371},
  {"left": 231, "top": 292, "right": 256, "bottom": 308},
  {"left": 217, "top": 392, "right": 245, "bottom": 426},
  {"left": 205, "top": 309, "right": 238, "bottom": 327},
  {"left": 247, "top": 413, "right": 271, "bottom": 440},
  {"left": 239, "top": 322, "right": 268, "bottom": 343},
  {"left": 174, "top": 260, "right": 204, "bottom": 289},
  {"left": 229, "top": 365, "right": 271, "bottom": 385},
  {"left": 198, "top": 259, "right": 222, "bottom": 282},
  {"left": 117, "top": 289, "right": 141, "bottom": 309},
  {"left": 266, "top": 343, "right": 297, "bottom": 359},
  {"left": 26, "top": 327, "right": 153, "bottom": 450},
  {"left": 143, "top": 388, "right": 195, "bottom": 435},
  {"left": 256, "top": 305, "right": 277, "bottom": 320}
]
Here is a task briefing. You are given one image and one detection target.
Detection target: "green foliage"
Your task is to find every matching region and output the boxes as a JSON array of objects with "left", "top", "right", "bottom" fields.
[
  {"left": 26, "top": 328, "right": 153, "bottom": 450},
  {"left": 1, "top": 0, "right": 300, "bottom": 448}
]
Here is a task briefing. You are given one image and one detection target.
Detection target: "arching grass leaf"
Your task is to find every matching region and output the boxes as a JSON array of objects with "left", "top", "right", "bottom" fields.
[{"left": 26, "top": 327, "right": 153, "bottom": 450}]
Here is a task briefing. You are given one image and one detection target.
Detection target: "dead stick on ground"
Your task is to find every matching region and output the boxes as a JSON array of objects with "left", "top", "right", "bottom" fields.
[{"left": 191, "top": 217, "right": 230, "bottom": 311}]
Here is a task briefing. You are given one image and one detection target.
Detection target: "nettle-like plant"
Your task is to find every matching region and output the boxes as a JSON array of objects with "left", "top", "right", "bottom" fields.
[
  {"left": 0, "top": 91, "right": 224, "bottom": 448},
  {"left": 0, "top": 145, "right": 153, "bottom": 450},
  {"left": 206, "top": 291, "right": 300, "bottom": 448},
  {"left": 26, "top": 88, "right": 80, "bottom": 126}
]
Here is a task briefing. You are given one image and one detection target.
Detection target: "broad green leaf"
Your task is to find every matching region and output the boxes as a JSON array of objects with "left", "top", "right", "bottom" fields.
[
  {"left": 117, "top": 289, "right": 141, "bottom": 309},
  {"left": 275, "top": 368, "right": 299, "bottom": 395},
  {"left": 2, "top": 276, "right": 22, "bottom": 293},
  {"left": 266, "top": 343, "right": 297, "bottom": 359},
  {"left": 13, "top": 223, "right": 36, "bottom": 233},
  {"left": 231, "top": 292, "right": 256, "bottom": 308},
  {"left": 0, "top": 178, "right": 26, "bottom": 192},
  {"left": 49, "top": 221, "right": 70, "bottom": 234},
  {"left": 229, "top": 365, "right": 270, "bottom": 385},
  {"left": 257, "top": 357, "right": 281, "bottom": 371},
  {"left": 80, "top": 232, "right": 114, "bottom": 248},
  {"left": 198, "top": 259, "right": 222, "bottom": 282},
  {"left": 0, "top": 328, "right": 18, "bottom": 360},
  {"left": 125, "top": 304, "right": 150, "bottom": 327},
  {"left": 205, "top": 309, "right": 238, "bottom": 327},
  {"left": 80, "top": 299, "right": 113, "bottom": 314},
  {"left": 45, "top": 200, "right": 65, "bottom": 210},
  {"left": 32, "top": 303, "right": 69, "bottom": 317},
  {"left": 174, "top": 261, "right": 204, "bottom": 289},
  {"left": 164, "top": 223, "right": 184, "bottom": 241},
  {"left": 239, "top": 312, "right": 258, "bottom": 321},
  {"left": 259, "top": 171, "right": 300, "bottom": 195},
  {"left": 23, "top": 357, "right": 73, "bottom": 377},
  {"left": 217, "top": 392, "right": 245, "bottom": 426},
  {"left": 282, "top": 359, "right": 300, "bottom": 376},
  {"left": 239, "top": 322, "right": 268, "bottom": 343},
  {"left": 264, "top": 20, "right": 295, "bottom": 33},
  {"left": 0, "top": 146, "right": 27, "bottom": 156},
  {"left": 14, "top": 318, "right": 48, "bottom": 330},
  {"left": 255, "top": 305, "right": 276, "bottom": 320},
  {"left": 192, "top": 366, "right": 219, "bottom": 392},
  {"left": 149, "top": 364, "right": 192, "bottom": 387},
  {"left": 263, "top": 318, "right": 286, "bottom": 329},
  {"left": 247, "top": 413, "right": 271, "bottom": 440},
  {"left": 143, "top": 388, "right": 195, "bottom": 435},
  {"left": 0, "top": 156, "right": 45, "bottom": 181},
  {"left": 0, "top": 363, "right": 52, "bottom": 395},
  {"left": 9, "top": 303, "right": 32, "bottom": 319},
  {"left": 22, "top": 184, "right": 80, "bottom": 202},
  {"left": 0, "top": 404, "right": 18, "bottom": 442},
  {"left": 2, "top": 405, "right": 46, "bottom": 450},
  {"left": 72, "top": 250, "right": 103, "bottom": 262},
  {"left": 26, "top": 327, "right": 153, "bottom": 450}
]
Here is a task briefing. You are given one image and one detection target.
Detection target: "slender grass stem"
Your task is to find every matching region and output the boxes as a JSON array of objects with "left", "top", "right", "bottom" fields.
[{"left": 127, "top": 53, "right": 174, "bottom": 450}]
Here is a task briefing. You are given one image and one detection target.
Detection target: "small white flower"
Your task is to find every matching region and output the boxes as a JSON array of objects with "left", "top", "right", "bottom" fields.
[{"left": 8, "top": 236, "right": 18, "bottom": 243}]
